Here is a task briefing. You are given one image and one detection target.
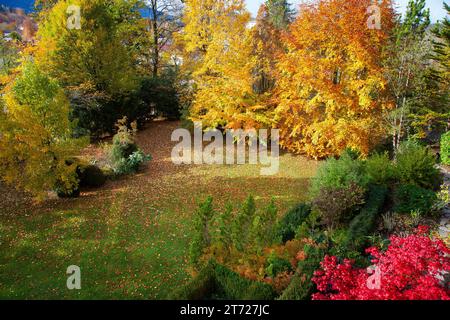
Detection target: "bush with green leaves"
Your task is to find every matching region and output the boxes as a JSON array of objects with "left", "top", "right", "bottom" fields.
[
  {"left": 250, "top": 199, "right": 278, "bottom": 253},
  {"left": 394, "top": 140, "right": 441, "bottom": 190},
  {"left": 265, "top": 253, "right": 293, "bottom": 278},
  {"left": 310, "top": 153, "right": 369, "bottom": 199},
  {"left": 393, "top": 184, "right": 438, "bottom": 216},
  {"left": 365, "top": 152, "right": 395, "bottom": 185},
  {"left": 441, "top": 131, "right": 450, "bottom": 165},
  {"left": 138, "top": 70, "right": 181, "bottom": 121},
  {"left": 110, "top": 117, "right": 151, "bottom": 175},
  {"left": 276, "top": 203, "right": 311, "bottom": 243},
  {"left": 312, "top": 182, "right": 366, "bottom": 228},
  {"left": 114, "top": 150, "right": 152, "bottom": 175},
  {"left": 190, "top": 196, "right": 280, "bottom": 267}
]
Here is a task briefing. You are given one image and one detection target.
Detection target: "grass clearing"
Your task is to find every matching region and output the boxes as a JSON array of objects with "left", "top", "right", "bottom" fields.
[{"left": 0, "top": 121, "right": 318, "bottom": 299}]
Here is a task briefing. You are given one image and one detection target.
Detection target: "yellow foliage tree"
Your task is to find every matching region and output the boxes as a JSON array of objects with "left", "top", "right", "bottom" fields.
[
  {"left": 0, "top": 63, "right": 87, "bottom": 200},
  {"left": 275, "top": 0, "right": 395, "bottom": 159},
  {"left": 178, "top": 0, "right": 271, "bottom": 130}
]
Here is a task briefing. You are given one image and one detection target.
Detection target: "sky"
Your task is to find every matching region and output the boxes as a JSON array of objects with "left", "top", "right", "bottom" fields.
[{"left": 246, "top": 0, "right": 448, "bottom": 22}]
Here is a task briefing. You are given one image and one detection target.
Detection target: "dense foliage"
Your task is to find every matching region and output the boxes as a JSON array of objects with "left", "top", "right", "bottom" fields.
[
  {"left": 442, "top": 131, "right": 450, "bottom": 165},
  {"left": 312, "top": 227, "right": 450, "bottom": 300},
  {"left": 0, "top": 63, "right": 87, "bottom": 200},
  {"left": 171, "top": 260, "right": 276, "bottom": 300}
]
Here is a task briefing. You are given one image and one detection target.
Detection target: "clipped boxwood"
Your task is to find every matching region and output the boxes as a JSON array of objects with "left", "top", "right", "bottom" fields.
[
  {"left": 170, "top": 261, "right": 276, "bottom": 300},
  {"left": 276, "top": 203, "right": 311, "bottom": 243},
  {"left": 441, "top": 131, "right": 450, "bottom": 165}
]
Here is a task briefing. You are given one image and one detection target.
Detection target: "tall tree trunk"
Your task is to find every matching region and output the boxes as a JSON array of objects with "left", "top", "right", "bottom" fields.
[{"left": 151, "top": 1, "right": 159, "bottom": 78}]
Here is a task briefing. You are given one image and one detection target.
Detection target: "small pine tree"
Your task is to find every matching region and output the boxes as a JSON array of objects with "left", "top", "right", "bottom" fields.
[
  {"left": 232, "top": 195, "right": 256, "bottom": 251},
  {"left": 189, "top": 196, "right": 215, "bottom": 268}
]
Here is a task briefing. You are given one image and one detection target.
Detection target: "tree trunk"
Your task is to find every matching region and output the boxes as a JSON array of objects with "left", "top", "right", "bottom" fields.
[{"left": 151, "top": 1, "right": 159, "bottom": 78}]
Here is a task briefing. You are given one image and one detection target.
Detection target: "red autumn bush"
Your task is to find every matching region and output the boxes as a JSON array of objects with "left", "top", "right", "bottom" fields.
[{"left": 312, "top": 226, "right": 450, "bottom": 300}]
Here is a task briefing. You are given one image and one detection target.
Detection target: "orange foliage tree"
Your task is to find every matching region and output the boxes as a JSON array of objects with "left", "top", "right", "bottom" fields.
[{"left": 275, "top": 0, "right": 395, "bottom": 159}]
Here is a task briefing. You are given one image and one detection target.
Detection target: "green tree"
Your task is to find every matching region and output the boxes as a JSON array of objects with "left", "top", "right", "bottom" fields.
[
  {"left": 232, "top": 195, "right": 256, "bottom": 251},
  {"left": 189, "top": 196, "right": 215, "bottom": 267},
  {"left": 384, "top": 0, "right": 437, "bottom": 150},
  {"left": 430, "top": 2, "right": 450, "bottom": 129},
  {"left": 0, "top": 63, "right": 87, "bottom": 200},
  {"left": 265, "top": 0, "right": 294, "bottom": 29},
  {"left": 398, "top": 0, "right": 430, "bottom": 40},
  {"left": 35, "top": 0, "right": 144, "bottom": 135}
]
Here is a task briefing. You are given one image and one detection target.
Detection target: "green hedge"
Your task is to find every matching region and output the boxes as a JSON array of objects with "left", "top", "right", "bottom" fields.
[
  {"left": 170, "top": 261, "right": 276, "bottom": 300},
  {"left": 275, "top": 203, "right": 311, "bottom": 243},
  {"left": 345, "top": 185, "right": 388, "bottom": 250},
  {"left": 441, "top": 131, "right": 450, "bottom": 165}
]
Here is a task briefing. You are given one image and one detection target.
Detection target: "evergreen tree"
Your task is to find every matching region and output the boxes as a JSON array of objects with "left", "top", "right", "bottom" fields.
[
  {"left": 398, "top": 0, "right": 430, "bottom": 40},
  {"left": 265, "top": 0, "right": 294, "bottom": 29}
]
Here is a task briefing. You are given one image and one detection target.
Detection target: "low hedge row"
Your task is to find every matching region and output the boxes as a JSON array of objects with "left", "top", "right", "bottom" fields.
[{"left": 170, "top": 261, "right": 276, "bottom": 300}]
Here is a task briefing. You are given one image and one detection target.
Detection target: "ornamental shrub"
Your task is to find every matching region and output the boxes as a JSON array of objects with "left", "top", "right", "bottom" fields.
[
  {"left": 278, "top": 243, "right": 327, "bottom": 300},
  {"left": 442, "top": 131, "right": 450, "bottom": 165},
  {"left": 265, "top": 253, "right": 293, "bottom": 278},
  {"left": 309, "top": 153, "right": 369, "bottom": 198},
  {"left": 365, "top": 153, "right": 395, "bottom": 185},
  {"left": 394, "top": 140, "right": 441, "bottom": 190},
  {"left": 110, "top": 118, "right": 151, "bottom": 175},
  {"left": 345, "top": 185, "right": 388, "bottom": 251},
  {"left": 276, "top": 203, "right": 311, "bottom": 243},
  {"left": 393, "top": 184, "right": 438, "bottom": 215},
  {"left": 171, "top": 261, "right": 276, "bottom": 300},
  {"left": 189, "top": 196, "right": 215, "bottom": 268},
  {"left": 312, "top": 227, "right": 450, "bottom": 300},
  {"left": 312, "top": 182, "right": 366, "bottom": 228}
]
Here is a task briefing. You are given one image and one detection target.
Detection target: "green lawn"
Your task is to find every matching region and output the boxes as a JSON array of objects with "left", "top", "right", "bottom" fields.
[{"left": 0, "top": 121, "right": 318, "bottom": 299}]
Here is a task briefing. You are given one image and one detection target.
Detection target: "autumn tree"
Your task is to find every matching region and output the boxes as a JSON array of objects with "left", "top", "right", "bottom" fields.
[
  {"left": 0, "top": 63, "right": 87, "bottom": 200},
  {"left": 275, "top": 0, "right": 395, "bottom": 159},
  {"left": 0, "top": 32, "right": 20, "bottom": 77},
  {"left": 251, "top": 5, "right": 283, "bottom": 95},
  {"left": 179, "top": 0, "right": 266, "bottom": 129},
  {"left": 34, "top": 0, "right": 144, "bottom": 135}
]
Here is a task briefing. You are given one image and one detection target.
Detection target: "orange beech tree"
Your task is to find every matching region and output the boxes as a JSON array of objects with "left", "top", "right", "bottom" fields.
[{"left": 275, "top": 0, "right": 396, "bottom": 159}]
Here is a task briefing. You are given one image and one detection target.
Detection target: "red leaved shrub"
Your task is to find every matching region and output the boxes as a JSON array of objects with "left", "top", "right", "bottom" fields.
[{"left": 312, "top": 226, "right": 450, "bottom": 300}]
